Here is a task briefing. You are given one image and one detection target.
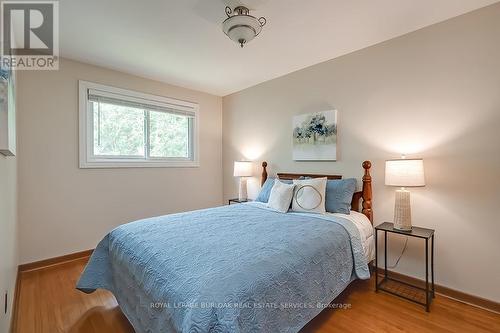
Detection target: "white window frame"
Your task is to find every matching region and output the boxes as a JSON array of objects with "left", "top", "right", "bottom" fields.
[{"left": 79, "top": 80, "right": 199, "bottom": 168}]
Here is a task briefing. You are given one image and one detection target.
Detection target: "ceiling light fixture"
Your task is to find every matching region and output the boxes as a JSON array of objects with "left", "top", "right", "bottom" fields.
[{"left": 222, "top": 6, "right": 267, "bottom": 48}]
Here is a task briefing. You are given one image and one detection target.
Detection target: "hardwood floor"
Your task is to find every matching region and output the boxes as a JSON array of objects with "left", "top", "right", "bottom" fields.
[{"left": 13, "top": 257, "right": 500, "bottom": 333}]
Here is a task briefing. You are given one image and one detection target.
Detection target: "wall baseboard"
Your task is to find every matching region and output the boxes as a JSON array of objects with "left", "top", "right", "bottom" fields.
[
  {"left": 376, "top": 267, "right": 500, "bottom": 314},
  {"left": 18, "top": 249, "right": 94, "bottom": 273}
]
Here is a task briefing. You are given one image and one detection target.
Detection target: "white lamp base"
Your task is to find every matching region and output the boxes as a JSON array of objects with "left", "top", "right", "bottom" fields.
[
  {"left": 238, "top": 177, "right": 248, "bottom": 201},
  {"left": 394, "top": 189, "right": 412, "bottom": 231}
]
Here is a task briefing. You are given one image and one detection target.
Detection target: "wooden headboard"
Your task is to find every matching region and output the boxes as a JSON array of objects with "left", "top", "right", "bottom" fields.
[{"left": 260, "top": 161, "right": 373, "bottom": 223}]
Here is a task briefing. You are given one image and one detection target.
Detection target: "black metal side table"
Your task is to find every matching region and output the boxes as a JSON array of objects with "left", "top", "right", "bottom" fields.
[
  {"left": 228, "top": 198, "right": 251, "bottom": 205},
  {"left": 375, "top": 222, "right": 435, "bottom": 311}
]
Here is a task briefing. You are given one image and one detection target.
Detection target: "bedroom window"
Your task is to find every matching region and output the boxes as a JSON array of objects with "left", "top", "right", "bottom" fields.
[{"left": 79, "top": 81, "right": 199, "bottom": 168}]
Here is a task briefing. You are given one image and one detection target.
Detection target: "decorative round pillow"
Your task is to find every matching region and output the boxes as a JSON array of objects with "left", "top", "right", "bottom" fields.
[
  {"left": 291, "top": 178, "right": 327, "bottom": 214},
  {"left": 294, "top": 185, "right": 323, "bottom": 211}
]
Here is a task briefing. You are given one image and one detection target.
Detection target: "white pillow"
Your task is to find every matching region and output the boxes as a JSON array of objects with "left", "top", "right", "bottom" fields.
[
  {"left": 267, "top": 180, "right": 295, "bottom": 213},
  {"left": 292, "top": 177, "right": 327, "bottom": 214}
]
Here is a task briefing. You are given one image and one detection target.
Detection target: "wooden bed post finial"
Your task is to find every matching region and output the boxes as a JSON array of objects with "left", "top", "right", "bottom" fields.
[
  {"left": 362, "top": 160, "right": 373, "bottom": 223},
  {"left": 261, "top": 161, "right": 268, "bottom": 186}
]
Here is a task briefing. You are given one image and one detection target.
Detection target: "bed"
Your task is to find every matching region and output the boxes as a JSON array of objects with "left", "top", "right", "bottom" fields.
[{"left": 77, "top": 161, "right": 374, "bottom": 333}]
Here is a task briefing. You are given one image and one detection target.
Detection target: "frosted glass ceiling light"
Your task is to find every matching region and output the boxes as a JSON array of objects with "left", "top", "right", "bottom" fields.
[{"left": 222, "top": 6, "right": 267, "bottom": 48}]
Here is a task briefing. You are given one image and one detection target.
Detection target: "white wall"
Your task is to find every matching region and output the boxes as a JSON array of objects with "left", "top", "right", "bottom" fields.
[
  {"left": 17, "top": 58, "right": 223, "bottom": 264},
  {"left": 223, "top": 4, "right": 500, "bottom": 302},
  {"left": 0, "top": 116, "right": 17, "bottom": 332}
]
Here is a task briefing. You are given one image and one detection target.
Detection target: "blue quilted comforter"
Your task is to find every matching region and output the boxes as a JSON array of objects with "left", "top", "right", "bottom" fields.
[{"left": 77, "top": 203, "right": 369, "bottom": 333}]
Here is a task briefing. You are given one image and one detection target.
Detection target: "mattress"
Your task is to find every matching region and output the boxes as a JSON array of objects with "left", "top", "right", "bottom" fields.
[{"left": 329, "top": 210, "right": 375, "bottom": 262}]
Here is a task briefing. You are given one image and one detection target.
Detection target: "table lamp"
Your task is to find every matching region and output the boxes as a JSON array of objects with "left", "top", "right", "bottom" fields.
[
  {"left": 385, "top": 157, "right": 425, "bottom": 231},
  {"left": 233, "top": 161, "right": 253, "bottom": 201}
]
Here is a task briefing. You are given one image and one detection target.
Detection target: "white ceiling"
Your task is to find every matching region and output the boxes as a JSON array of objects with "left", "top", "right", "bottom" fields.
[{"left": 60, "top": 0, "right": 499, "bottom": 96}]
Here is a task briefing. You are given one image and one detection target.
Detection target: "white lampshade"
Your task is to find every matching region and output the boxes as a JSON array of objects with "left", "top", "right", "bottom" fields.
[
  {"left": 385, "top": 159, "right": 425, "bottom": 187},
  {"left": 233, "top": 161, "right": 253, "bottom": 177}
]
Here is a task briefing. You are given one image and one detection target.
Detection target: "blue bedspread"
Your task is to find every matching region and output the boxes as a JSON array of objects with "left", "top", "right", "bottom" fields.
[{"left": 77, "top": 203, "right": 369, "bottom": 333}]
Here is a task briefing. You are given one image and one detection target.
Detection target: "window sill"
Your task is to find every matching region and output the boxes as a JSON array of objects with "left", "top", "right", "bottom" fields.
[{"left": 79, "top": 160, "right": 200, "bottom": 169}]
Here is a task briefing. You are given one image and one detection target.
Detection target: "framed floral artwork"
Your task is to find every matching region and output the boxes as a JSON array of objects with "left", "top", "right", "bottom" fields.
[{"left": 292, "top": 110, "right": 337, "bottom": 161}]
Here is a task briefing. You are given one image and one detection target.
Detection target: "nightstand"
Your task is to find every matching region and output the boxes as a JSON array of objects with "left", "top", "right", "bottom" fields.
[
  {"left": 375, "top": 222, "right": 435, "bottom": 311},
  {"left": 228, "top": 198, "right": 251, "bottom": 205}
]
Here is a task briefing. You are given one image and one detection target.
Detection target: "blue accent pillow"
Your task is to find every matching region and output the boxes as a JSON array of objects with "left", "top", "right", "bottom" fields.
[
  {"left": 325, "top": 178, "right": 357, "bottom": 214},
  {"left": 255, "top": 178, "right": 293, "bottom": 203}
]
